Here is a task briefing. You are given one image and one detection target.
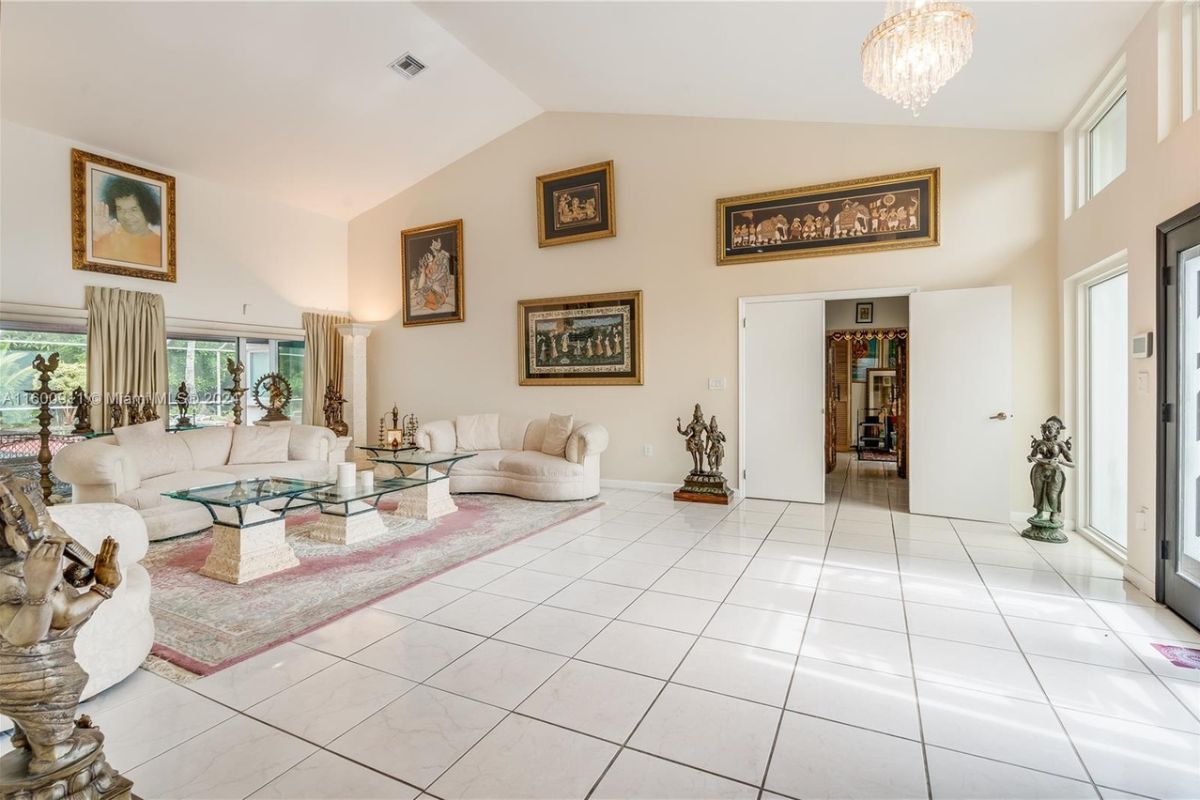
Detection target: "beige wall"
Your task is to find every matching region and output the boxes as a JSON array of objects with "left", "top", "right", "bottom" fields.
[
  {"left": 825, "top": 296, "right": 909, "bottom": 331},
  {"left": 1057, "top": 4, "right": 1200, "bottom": 589},
  {"left": 349, "top": 112, "right": 1059, "bottom": 507}
]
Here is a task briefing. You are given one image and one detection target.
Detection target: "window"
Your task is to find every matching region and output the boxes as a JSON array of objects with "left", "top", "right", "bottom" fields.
[
  {"left": 166, "top": 337, "right": 237, "bottom": 425},
  {"left": 1082, "top": 271, "right": 1129, "bottom": 549},
  {"left": 1087, "top": 91, "right": 1127, "bottom": 199},
  {"left": 0, "top": 324, "right": 88, "bottom": 432}
]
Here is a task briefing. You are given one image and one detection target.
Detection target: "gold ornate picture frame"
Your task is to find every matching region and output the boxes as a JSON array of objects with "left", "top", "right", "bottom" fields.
[
  {"left": 536, "top": 161, "right": 616, "bottom": 247},
  {"left": 401, "top": 219, "right": 465, "bottom": 327},
  {"left": 71, "top": 148, "right": 177, "bottom": 282},
  {"left": 716, "top": 167, "right": 940, "bottom": 265},
  {"left": 518, "top": 290, "right": 643, "bottom": 385}
]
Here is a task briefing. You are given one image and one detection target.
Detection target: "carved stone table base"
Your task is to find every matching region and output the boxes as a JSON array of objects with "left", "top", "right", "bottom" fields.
[
  {"left": 391, "top": 478, "right": 457, "bottom": 521},
  {"left": 0, "top": 728, "right": 134, "bottom": 800},
  {"left": 308, "top": 502, "right": 387, "bottom": 545},
  {"left": 200, "top": 506, "right": 299, "bottom": 584}
]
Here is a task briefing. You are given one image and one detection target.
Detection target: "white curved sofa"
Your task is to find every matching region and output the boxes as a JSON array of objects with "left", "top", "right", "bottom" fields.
[
  {"left": 416, "top": 414, "right": 608, "bottom": 501},
  {"left": 52, "top": 420, "right": 347, "bottom": 541}
]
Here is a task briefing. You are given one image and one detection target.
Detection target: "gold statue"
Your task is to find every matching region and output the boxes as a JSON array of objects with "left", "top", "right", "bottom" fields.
[
  {"left": 226, "top": 358, "right": 246, "bottom": 425},
  {"left": 323, "top": 380, "right": 348, "bottom": 437},
  {"left": 0, "top": 470, "right": 131, "bottom": 798},
  {"left": 253, "top": 373, "right": 292, "bottom": 423}
]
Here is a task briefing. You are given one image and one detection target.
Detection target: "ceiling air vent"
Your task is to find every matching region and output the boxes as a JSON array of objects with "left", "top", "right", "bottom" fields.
[{"left": 388, "top": 53, "right": 426, "bottom": 79}]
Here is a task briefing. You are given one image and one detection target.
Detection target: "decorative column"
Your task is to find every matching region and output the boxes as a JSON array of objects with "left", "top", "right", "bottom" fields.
[{"left": 336, "top": 323, "right": 372, "bottom": 466}]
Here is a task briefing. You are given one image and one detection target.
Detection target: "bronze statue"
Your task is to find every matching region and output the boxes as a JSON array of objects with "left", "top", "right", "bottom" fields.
[
  {"left": 676, "top": 404, "right": 708, "bottom": 476},
  {"left": 0, "top": 470, "right": 132, "bottom": 798},
  {"left": 253, "top": 373, "right": 292, "bottom": 423},
  {"left": 139, "top": 396, "right": 156, "bottom": 423},
  {"left": 70, "top": 388, "right": 93, "bottom": 436},
  {"left": 107, "top": 400, "right": 123, "bottom": 432},
  {"left": 225, "top": 358, "right": 246, "bottom": 426},
  {"left": 402, "top": 413, "right": 420, "bottom": 448},
  {"left": 125, "top": 397, "right": 142, "bottom": 426},
  {"left": 706, "top": 416, "right": 726, "bottom": 474},
  {"left": 1021, "top": 416, "right": 1074, "bottom": 544},
  {"left": 322, "top": 380, "right": 348, "bottom": 437},
  {"left": 27, "top": 355, "right": 59, "bottom": 504},
  {"left": 174, "top": 382, "right": 192, "bottom": 427}
]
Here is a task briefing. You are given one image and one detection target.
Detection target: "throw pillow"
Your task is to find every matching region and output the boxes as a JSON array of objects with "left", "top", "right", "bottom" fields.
[
  {"left": 228, "top": 425, "right": 291, "bottom": 464},
  {"left": 113, "top": 418, "right": 177, "bottom": 480},
  {"left": 541, "top": 413, "right": 574, "bottom": 457},
  {"left": 456, "top": 413, "right": 501, "bottom": 451}
]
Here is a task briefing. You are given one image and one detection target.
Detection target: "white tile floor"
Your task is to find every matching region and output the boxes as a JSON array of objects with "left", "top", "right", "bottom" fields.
[{"left": 30, "top": 457, "right": 1200, "bottom": 799}]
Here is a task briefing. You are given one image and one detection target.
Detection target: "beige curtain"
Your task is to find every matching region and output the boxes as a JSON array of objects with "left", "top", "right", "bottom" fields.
[
  {"left": 85, "top": 286, "right": 168, "bottom": 432},
  {"left": 302, "top": 311, "right": 350, "bottom": 426}
]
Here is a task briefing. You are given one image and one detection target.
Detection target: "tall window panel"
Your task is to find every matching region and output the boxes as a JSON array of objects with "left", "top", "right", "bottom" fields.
[
  {"left": 1085, "top": 273, "right": 1128, "bottom": 548},
  {"left": 0, "top": 326, "right": 88, "bottom": 432},
  {"left": 1088, "top": 92, "right": 1127, "bottom": 199},
  {"left": 167, "top": 337, "right": 237, "bottom": 425},
  {"left": 277, "top": 340, "right": 305, "bottom": 420}
]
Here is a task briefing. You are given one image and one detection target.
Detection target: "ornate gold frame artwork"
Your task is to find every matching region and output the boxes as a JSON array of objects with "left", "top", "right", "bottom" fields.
[
  {"left": 716, "top": 167, "right": 939, "bottom": 266},
  {"left": 518, "top": 290, "right": 643, "bottom": 385},
  {"left": 71, "top": 148, "right": 177, "bottom": 282},
  {"left": 401, "top": 219, "right": 465, "bottom": 326},
  {"left": 536, "top": 161, "right": 616, "bottom": 247}
]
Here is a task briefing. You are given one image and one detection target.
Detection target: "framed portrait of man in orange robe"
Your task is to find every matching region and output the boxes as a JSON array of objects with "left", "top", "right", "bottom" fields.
[{"left": 71, "top": 148, "right": 176, "bottom": 282}]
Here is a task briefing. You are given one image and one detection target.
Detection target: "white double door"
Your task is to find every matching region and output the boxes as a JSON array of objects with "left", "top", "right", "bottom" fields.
[{"left": 742, "top": 287, "right": 1013, "bottom": 522}]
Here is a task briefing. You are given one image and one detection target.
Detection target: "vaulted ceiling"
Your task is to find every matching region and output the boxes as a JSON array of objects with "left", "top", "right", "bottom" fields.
[{"left": 1, "top": 1, "right": 1151, "bottom": 221}]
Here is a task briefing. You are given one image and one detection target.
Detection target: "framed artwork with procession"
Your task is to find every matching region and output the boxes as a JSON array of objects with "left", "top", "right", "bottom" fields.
[
  {"left": 71, "top": 148, "right": 176, "bottom": 282},
  {"left": 518, "top": 290, "right": 642, "bottom": 385},
  {"left": 535, "top": 160, "right": 616, "bottom": 247},
  {"left": 401, "top": 219, "right": 464, "bottom": 326},
  {"left": 716, "top": 167, "right": 939, "bottom": 266}
]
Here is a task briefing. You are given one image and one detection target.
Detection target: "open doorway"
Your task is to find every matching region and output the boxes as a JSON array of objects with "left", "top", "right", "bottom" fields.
[{"left": 824, "top": 296, "right": 909, "bottom": 479}]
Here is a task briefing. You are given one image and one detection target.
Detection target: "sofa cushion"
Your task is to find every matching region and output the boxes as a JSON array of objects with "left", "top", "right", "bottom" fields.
[
  {"left": 456, "top": 413, "right": 501, "bottom": 451},
  {"left": 541, "top": 413, "right": 574, "bottom": 457},
  {"left": 209, "top": 461, "right": 332, "bottom": 482},
  {"left": 119, "top": 469, "right": 234, "bottom": 510},
  {"left": 229, "top": 425, "right": 291, "bottom": 464},
  {"left": 113, "top": 419, "right": 191, "bottom": 480},
  {"left": 498, "top": 417, "right": 532, "bottom": 451},
  {"left": 498, "top": 451, "right": 585, "bottom": 479},
  {"left": 450, "top": 450, "right": 515, "bottom": 476},
  {"left": 180, "top": 426, "right": 233, "bottom": 470},
  {"left": 288, "top": 425, "right": 333, "bottom": 461}
]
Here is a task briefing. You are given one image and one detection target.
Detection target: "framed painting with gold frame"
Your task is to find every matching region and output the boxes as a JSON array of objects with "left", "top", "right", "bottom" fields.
[
  {"left": 71, "top": 148, "right": 177, "bottom": 282},
  {"left": 401, "top": 219, "right": 465, "bottom": 326},
  {"left": 715, "top": 167, "right": 939, "bottom": 266},
  {"left": 536, "top": 161, "right": 616, "bottom": 247},
  {"left": 518, "top": 290, "right": 642, "bottom": 385}
]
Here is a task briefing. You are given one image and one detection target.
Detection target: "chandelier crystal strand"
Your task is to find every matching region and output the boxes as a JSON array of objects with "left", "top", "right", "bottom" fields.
[{"left": 861, "top": 0, "right": 976, "bottom": 116}]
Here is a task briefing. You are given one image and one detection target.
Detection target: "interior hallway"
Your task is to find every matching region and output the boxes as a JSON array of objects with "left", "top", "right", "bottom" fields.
[{"left": 37, "top": 457, "right": 1200, "bottom": 799}]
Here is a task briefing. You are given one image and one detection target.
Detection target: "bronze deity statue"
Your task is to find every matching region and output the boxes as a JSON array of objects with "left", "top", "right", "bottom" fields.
[
  {"left": 673, "top": 404, "right": 732, "bottom": 505},
  {"left": 323, "top": 380, "right": 348, "bottom": 437},
  {"left": 1020, "top": 416, "right": 1074, "bottom": 544},
  {"left": 70, "top": 388, "right": 93, "bottom": 436},
  {"left": 253, "top": 373, "right": 292, "bottom": 423},
  {"left": 0, "top": 469, "right": 132, "bottom": 799},
  {"left": 107, "top": 400, "right": 123, "bottom": 432},
  {"left": 174, "top": 382, "right": 191, "bottom": 428}
]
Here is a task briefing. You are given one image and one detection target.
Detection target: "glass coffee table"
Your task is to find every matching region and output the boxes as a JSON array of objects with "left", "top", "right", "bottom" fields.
[
  {"left": 164, "top": 477, "right": 332, "bottom": 584},
  {"left": 366, "top": 450, "right": 477, "bottom": 520},
  {"left": 297, "top": 476, "right": 424, "bottom": 545}
]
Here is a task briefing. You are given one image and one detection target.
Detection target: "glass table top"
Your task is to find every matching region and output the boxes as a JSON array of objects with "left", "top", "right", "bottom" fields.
[
  {"left": 357, "top": 444, "right": 418, "bottom": 454},
  {"left": 299, "top": 476, "right": 426, "bottom": 504},
  {"left": 163, "top": 477, "right": 334, "bottom": 507},
  {"left": 367, "top": 450, "right": 477, "bottom": 467}
]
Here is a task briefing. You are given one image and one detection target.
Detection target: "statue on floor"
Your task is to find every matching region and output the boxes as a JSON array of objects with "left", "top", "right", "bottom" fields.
[
  {"left": 673, "top": 404, "right": 732, "bottom": 505},
  {"left": 1020, "top": 416, "right": 1074, "bottom": 544},
  {"left": 0, "top": 469, "right": 132, "bottom": 799}
]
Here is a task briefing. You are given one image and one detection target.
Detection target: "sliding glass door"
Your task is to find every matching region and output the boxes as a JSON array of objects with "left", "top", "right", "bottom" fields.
[{"left": 1084, "top": 272, "right": 1128, "bottom": 549}]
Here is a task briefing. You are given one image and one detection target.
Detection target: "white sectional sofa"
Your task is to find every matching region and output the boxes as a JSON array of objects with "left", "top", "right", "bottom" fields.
[
  {"left": 416, "top": 413, "right": 608, "bottom": 501},
  {"left": 52, "top": 420, "right": 347, "bottom": 541}
]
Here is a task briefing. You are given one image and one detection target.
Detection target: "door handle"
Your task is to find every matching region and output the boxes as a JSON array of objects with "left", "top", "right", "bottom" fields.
[{"left": 989, "top": 412, "right": 1009, "bottom": 421}]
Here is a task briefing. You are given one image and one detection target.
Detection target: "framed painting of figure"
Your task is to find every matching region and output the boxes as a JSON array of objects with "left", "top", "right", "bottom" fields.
[
  {"left": 71, "top": 149, "right": 176, "bottom": 282},
  {"left": 536, "top": 161, "right": 616, "bottom": 247},
  {"left": 518, "top": 290, "right": 642, "bottom": 385},
  {"left": 401, "top": 219, "right": 465, "bottom": 326},
  {"left": 716, "top": 167, "right": 939, "bottom": 265}
]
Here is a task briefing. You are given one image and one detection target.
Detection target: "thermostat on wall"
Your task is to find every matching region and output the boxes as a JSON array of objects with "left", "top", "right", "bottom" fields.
[{"left": 1131, "top": 332, "right": 1153, "bottom": 359}]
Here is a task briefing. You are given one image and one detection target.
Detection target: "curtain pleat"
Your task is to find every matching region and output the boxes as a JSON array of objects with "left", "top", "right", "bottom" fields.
[
  {"left": 85, "top": 286, "right": 168, "bottom": 432},
  {"left": 302, "top": 311, "right": 351, "bottom": 427}
]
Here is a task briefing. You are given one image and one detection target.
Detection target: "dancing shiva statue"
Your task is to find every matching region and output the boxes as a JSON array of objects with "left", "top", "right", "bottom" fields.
[
  {"left": 673, "top": 404, "right": 733, "bottom": 505},
  {"left": 1020, "top": 416, "right": 1074, "bottom": 544},
  {"left": 0, "top": 470, "right": 132, "bottom": 799}
]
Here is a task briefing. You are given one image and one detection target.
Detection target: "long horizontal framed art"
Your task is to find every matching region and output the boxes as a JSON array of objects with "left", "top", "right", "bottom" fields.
[
  {"left": 716, "top": 167, "right": 939, "bottom": 265},
  {"left": 518, "top": 290, "right": 643, "bottom": 385}
]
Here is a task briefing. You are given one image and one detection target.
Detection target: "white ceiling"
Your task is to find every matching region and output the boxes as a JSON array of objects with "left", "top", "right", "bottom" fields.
[
  {"left": 421, "top": 0, "right": 1151, "bottom": 132},
  {"left": 2, "top": 1, "right": 1150, "bottom": 221}
]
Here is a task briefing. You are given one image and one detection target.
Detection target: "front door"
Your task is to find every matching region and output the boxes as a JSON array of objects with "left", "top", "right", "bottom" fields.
[{"left": 1159, "top": 203, "right": 1200, "bottom": 629}]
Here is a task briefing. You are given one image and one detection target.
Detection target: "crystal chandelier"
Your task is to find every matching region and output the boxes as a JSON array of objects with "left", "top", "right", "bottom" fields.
[{"left": 861, "top": 0, "right": 976, "bottom": 116}]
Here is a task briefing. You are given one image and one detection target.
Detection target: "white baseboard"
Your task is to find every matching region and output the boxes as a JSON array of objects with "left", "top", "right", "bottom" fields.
[
  {"left": 599, "top": 478, "right": 744, "bottom": 501},
  {"left": 1122, "top": 563, "right": 1157, "bottom": 600}
]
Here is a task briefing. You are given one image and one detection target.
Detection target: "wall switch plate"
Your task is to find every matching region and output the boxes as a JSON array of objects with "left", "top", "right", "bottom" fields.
[
  {"left": 643, "top": 444, "right": 653, "bottom": 457},
  {"left": 708, "top": 377, "right": 726, "bottom": 390},
  {"left": 1136, "top": 506, "right": 1148, "bottom": 531},
  {"left": 1137, "top": 371, "right": 1149, "bottom": 393}
]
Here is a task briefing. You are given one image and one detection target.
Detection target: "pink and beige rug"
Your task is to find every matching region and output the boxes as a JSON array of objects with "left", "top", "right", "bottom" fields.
[{"left": 144, "top": 494, "right": 600, "bottom": 675}]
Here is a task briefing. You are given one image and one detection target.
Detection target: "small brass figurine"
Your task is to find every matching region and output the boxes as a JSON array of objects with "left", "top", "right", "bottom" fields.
[
  {"left": 391, "top": 404, "right": 400, "bottom": 430},
  {"left": 673, "top": 404, "right": 732, "bottom": 505},
  {"left": 0, "top": 469, "right": 132, "bottom": 798},
  {"left": 174, "top": 382, "right": 191, "bottom": 428},
  {"left": 225, "top": 358, "right": 246, "bottom": 426},
  {"left": 323, "top": 380, "right": 348, "bottom": 437},
  {"left": 125, "top": 397, "right": 142, "bottom": 426},
  {"left": 378, "top": 416, "right": 387, "bottom": 446},
  {"left": 139, "top": 396, "right": 156, "bottom": 423},
  {"left": 1020, "top": 416, "right": 1074, "bottom": 544},
  {"left": 107, "top": 400, "right": 123, "bottom": 432},
  {"left": 402, "top": 413, "right": 420, "bottom": 448},
  {"left": 253, "top": 373, "right": 292, "bottom": 423},
  {"left": 70, "top": 388, "right": 93, "bottom": 436}
]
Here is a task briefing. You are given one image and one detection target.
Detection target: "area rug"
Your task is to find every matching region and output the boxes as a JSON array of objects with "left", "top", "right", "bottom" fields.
[
  {"left": 144, "top": 495, "right": 601, "bottom": 675},
  {"left": 858, "top": 450, "right": 898, "bottom": 463}
]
